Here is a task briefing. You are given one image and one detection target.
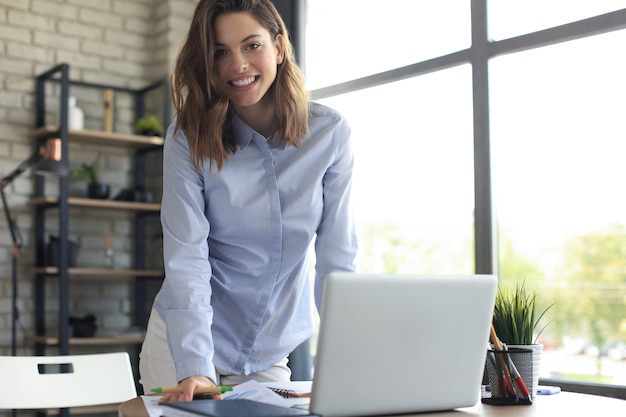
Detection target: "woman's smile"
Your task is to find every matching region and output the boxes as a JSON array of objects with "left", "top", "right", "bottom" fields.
[{"left": 229, "top": 75, "right": 259, "bottom": 89}]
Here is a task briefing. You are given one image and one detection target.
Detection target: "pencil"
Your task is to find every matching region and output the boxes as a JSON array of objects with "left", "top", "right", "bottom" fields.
[
  {"left": 151, "top": 385, "right": 233, "bottom": 394},
  {"left": 490, "top": 325, "right": 517, "bottom": 397}
]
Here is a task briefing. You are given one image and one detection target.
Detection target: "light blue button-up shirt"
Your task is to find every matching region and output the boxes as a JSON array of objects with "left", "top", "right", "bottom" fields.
[{"left": 154, "top": 102, "right": 358, "bottom": 383}]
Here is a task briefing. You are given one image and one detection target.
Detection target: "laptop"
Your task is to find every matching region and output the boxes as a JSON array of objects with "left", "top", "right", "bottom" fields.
[{"left": 309, "top": 273, "right": 497, "bottom": 417}]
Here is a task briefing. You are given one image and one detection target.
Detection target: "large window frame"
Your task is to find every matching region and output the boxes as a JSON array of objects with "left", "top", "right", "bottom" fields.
[{"left": 304, "top": 1, "right": 626, "bottom": 399}]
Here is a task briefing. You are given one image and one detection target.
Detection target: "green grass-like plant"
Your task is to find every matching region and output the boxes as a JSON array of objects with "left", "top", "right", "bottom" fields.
[
  {"left": 70, "top": 154, "right": 101, "bottom": 184},
  {"left": 133, "top": 114, "right": 164, "bottom": 136},
  {"left": 492, "top": 281, "right": 553, "bottom": 345}
]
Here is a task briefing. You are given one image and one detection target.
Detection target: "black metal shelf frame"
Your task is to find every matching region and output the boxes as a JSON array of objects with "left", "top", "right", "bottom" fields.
[{"left": 32, "top": 63, "right": 166, "bottom": 360}]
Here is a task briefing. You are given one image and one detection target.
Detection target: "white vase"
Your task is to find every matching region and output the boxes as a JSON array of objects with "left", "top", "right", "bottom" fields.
[{"left": 68, "top": 96, "right": 84, "bottom": 130}]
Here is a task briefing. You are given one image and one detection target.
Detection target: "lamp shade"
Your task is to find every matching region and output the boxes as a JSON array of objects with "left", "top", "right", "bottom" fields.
[
  {"left": 35, "top": 158, "right": 68, "bottom": 177},
  {"left": 35, "top": 138, "right": 68, "bottom": 177}
]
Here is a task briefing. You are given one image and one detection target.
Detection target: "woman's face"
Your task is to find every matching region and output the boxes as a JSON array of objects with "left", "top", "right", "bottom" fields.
[{"left": 213, "top": 12, "right": 284, "bottom": 109}]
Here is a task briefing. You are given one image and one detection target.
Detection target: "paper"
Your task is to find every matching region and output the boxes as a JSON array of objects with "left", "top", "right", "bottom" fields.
[
  {"left": 223, "top": 380, "right": 291, "bottom": 407},
  {"left": 141, "top": 395, "right": 165, "bottom": 417},
  {"left": 141, "top": 379, "right": 299, "bottom": 417}
]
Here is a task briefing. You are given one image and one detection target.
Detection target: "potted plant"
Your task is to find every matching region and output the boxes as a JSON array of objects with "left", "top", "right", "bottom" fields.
[
  {"left": 491, "top": 280, "right": 554, "bottom": 399},
  {"left": 71, "top": 154, "right": 109, "bottom": 199},
  {"left": 133, "top": 114, "right": 164, "bottom": 137},
  {"left": 492, "top": 280, "right": 552, "bottom": 345}
]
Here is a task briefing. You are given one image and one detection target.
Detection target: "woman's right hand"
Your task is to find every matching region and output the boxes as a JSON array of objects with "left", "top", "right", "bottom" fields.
[{"left": 157, "top": 376, "right": 218, "bottom": 404}]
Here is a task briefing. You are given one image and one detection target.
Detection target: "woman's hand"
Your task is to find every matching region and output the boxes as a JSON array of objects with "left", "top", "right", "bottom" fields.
[{"left": 157, "top": 376, "right": 218, "bottom": 404}]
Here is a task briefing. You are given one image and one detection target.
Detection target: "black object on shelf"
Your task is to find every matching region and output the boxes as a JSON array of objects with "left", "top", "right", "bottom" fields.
[
  {"left": 47, "top": 235, "right": 79, "bottom": 267},
  {"left": 69, "top": 314, "right": 98, "bottom": 337}
]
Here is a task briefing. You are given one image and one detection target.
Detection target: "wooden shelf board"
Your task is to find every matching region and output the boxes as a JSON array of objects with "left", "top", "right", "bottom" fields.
[
  {"left": 30, "top": 335, "right": 145, "bottom": 346},
  {"left": 30, "top": 196, "right": 161, "bottom": 212},
  {"left": 33, "top": 267, "right": 164, "bottom": 277},
  {"left": 29, "top": 125, "right": 164, "bottom": 148}
]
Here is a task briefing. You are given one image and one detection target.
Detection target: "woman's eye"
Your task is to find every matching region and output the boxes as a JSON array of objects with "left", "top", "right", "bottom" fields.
[
  {"left": 245, "top": 43, "right": 261, "bottom": 51},
  {"left": 215, "top": 49, "right": 228, "bottom": 58}
]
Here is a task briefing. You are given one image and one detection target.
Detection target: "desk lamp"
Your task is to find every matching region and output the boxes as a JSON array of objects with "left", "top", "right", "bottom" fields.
[{"left": 0, "top": 138, "right": 68, "bottom": 356}]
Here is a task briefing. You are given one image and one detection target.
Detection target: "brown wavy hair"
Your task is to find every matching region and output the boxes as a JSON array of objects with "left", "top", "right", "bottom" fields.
[{"left": 171, "top": 0, "right": 309, "bottom": 171}]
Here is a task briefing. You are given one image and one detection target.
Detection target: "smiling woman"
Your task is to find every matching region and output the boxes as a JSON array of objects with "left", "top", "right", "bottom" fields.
[{"left": 139, "top": 0, "right": 357, "bottom": 405}]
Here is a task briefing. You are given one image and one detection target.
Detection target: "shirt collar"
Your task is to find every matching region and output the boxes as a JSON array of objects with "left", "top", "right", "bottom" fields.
[
  {"left": 230, "top": 110, "right": 285, "bottom": 150},
  {"left": 230, "top": 110, "right": 256, "bottom": 149}
]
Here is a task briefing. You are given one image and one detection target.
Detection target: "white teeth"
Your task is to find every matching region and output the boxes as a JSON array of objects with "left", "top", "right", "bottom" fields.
[{"left": 231, "top": 76, "right": 256, "bottom": 87}]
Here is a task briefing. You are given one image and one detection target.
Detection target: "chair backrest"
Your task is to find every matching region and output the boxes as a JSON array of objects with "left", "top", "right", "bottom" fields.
[{"left": 0, "top": 352, "right": 137, "bottom": 409}]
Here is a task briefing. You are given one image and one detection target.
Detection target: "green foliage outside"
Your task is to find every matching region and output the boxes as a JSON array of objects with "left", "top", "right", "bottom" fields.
[{"left": 356, "top": 220, "right": 626, "bottom": 379}]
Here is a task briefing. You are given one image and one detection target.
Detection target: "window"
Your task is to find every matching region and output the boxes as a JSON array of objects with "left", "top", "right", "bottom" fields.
[
  {"left": 306, "top": 0, "right": 626, "bottom": 393},
  {"left": 305, "top": 0, "right": 470, "bottom": 89},
  {"left": 490, "top": 29, "right": 626, "bottom": 386},
  {"left": 318, "top": 66, "right": 475, "bottom": 274}
]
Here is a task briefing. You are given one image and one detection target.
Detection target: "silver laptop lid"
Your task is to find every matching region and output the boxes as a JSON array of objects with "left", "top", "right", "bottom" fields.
[{"left": 310, "top": 273, "right": 497, "bottom": 417}]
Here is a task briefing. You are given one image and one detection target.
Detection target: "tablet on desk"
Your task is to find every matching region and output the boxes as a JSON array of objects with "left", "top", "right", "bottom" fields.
[{"left": 161, "top": 399, "right": 319, "bottom": 417}]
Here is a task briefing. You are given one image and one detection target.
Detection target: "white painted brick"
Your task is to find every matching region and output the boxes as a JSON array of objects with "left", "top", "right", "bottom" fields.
[
  {"left": 59, "top": 21, "right": 104, "bottom": 40},
  {"left": 0, "top": 0, "right": 181, "bottom": 349},
  {"left": 0, "top": 57, "right": 32, "bottom": 77},
  {"left": 169, "top": 0, "right": 196, "bottom": 20},
  {"left": 125, "top": 47, "right": 153, "bottom": 64},
  {"left": 124, "top": 16, "right": 151, "bottom": 35},
  {"left": 170, "top": 14, "right": 192, "bottom": 33},
  {"left": 0, "top": 90, "right": 22, "bottom": 107},
  {"left": 105, "top": 28, "right": 146, "bottom": 49},
  {"left": 33, "top": 30, "right": 80, "bottom": 50},
  {"left": 113, "top": 0, "right": 153, "bottom": 19},
  {"left": 56, "top": 50, "right": 101, "bottom": 71},
  {"left": 154, "top": 2, "right": 169, "bottom": 20},
  {"left": 8, "top": 108, "right": 34, "bottom": 126},
  {"left": 68, "top": 0, "right": 112, "bottom": 12},
  {"left": 0, "top": 24, "right": 31, "bottom": 43},
  {"left": 7, "top": 41, "right": 55, "bottom": 63},
  {"left": 0, "top": 143, "right": 8, "bottom": 157},
  {"left": 32, "top": 0, "right": 78, "bottom": 20},
  {"left": 102, "top": 57, "right": 144, "bottom": 78},
  {"left": 8, "top": 9, "right": 55, "bottom": 31},
  {"left": 78, "top": 8, "right": 123, "bottom": 30},
  {"left": 0, "top": 124, "right": 29, "bottom": 143},
  {"left": 0, "top": 0, "right": 28, "bottom": 10},
  {"left": 80, "top": 39, "right": 124, "bottom": 59}
]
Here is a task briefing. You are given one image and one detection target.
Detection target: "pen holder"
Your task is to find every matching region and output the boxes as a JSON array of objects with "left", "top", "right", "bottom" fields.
[{"left": 482, "top": 347, "right": 533, "bottom": 406}]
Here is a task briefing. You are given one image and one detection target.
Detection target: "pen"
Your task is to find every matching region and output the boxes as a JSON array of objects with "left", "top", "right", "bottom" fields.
[
  {"left": 489, "top": 325, "right": 517, "bottom": 397},
  {"left": 268, "top": 387, "right": 311, "bottom": 398},
  {"left": 151, "top": 386, "right": 233, "bottom": 394},
  {"left": 503, "top": 344, "right": 532, "bottom": 400}
]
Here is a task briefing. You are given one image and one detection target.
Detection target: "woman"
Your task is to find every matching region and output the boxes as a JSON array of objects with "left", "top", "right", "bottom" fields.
[{"left": 139, "top": 0, "right": 357, "bottom": 403}]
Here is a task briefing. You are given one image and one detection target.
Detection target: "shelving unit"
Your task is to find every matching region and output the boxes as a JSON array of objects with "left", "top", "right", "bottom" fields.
[{"left": 30, "top": 64, "right": 166, "bottom": 404}]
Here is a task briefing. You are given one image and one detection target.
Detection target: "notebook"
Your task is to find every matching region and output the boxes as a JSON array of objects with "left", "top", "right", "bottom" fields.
[
  {"left": 309, "top": 273, "right": 497, "bottom": 417},
  {"left": 162, "top": 398, "right": 319, "bottom": 417}
]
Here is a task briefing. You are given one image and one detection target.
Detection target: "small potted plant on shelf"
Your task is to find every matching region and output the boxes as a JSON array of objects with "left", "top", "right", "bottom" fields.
[
  {"left": 133, "top": 114, "right": 164, "bottom": 137},
  {"left": 71, "top": 154, "right": 110, "bottom": 199}
]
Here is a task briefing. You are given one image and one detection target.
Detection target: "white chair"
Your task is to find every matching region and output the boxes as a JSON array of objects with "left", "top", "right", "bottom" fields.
[{"left": 0, "top": 352, "right": 137, "bottom": 409}]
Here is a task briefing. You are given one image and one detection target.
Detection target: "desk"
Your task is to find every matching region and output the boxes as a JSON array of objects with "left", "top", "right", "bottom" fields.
[{"left": 119, "top": 392, "right": 626, "bottom": 417}]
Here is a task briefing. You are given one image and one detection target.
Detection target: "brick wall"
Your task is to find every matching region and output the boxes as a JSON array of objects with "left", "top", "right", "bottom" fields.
[{"left": 0, "top": 0, "right": 196, "bottom": 355}]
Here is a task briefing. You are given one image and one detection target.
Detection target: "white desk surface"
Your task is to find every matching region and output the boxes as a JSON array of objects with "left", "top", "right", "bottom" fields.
[{"left": 119, "top": 391, "right": 626, "bottom": 417}]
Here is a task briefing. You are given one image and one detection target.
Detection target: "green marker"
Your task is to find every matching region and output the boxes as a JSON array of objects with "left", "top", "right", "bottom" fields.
[{"left": 151, "top": 385, "right": 233, "bottom": 394}]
